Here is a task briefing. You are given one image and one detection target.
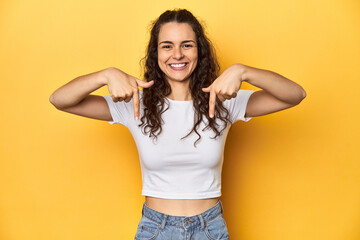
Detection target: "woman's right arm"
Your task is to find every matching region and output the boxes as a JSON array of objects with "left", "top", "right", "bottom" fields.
[{"left": 49, "top": 67, "right": 154, "bottom": 121}]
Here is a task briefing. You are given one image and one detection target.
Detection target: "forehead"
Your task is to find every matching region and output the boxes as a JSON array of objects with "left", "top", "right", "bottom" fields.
[{"left": 158, "top": 22, "right": 196, "bottom": 43}]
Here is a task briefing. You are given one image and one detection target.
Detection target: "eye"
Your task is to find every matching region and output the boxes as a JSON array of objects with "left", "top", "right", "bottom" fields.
[
  {"left": 161, "top": 45, "right": 172, "bottom": 49},
  {"left": 183, "top": 44, "right": 193, "bottom": 48}
]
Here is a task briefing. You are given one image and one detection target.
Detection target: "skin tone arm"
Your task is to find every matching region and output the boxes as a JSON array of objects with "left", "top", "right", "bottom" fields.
[
  {"left": 201, "top": 63, "right": 307, "bottom": 118},
  {"left": 49, "top": 67, "right": 154, "bottom": 121}
]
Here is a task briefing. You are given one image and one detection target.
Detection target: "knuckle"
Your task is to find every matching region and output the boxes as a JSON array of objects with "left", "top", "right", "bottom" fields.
[{"left": 112, "top": 92, "right": 122, "bottom": 98}]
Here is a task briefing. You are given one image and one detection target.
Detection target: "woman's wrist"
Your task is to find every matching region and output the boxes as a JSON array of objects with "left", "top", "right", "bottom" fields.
[
  {"left": 230, "top": 63, "right": 247, "bottom": 82},
  {"left": 99, "top": 67, "right": 114, "bottom": 86},
  {"left": 101, "top": 67, "right": 128, "bottom": 86}
]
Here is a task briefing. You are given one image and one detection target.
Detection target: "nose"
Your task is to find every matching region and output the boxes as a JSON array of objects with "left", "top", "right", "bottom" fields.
[{"left": 172, "top": 46, "right": 184, "bottom": 60}]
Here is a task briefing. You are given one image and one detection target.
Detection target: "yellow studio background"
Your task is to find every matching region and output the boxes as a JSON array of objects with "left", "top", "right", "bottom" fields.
[{"left": 0, "top": 0, "right": 359, "bottom": 239}]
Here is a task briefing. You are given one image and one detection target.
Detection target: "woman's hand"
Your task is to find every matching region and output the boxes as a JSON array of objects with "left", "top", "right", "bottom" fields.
[
  {"left": 201, "top": 64, "right": 244, "bottom": 118},
  {"left": 104, "top": 67, "right": 154, "bottom": 120}
]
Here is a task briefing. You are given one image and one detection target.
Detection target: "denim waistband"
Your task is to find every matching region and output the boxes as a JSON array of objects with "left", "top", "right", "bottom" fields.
[{"left": 141, "top": 199, "right": 223, "bottom": 230}]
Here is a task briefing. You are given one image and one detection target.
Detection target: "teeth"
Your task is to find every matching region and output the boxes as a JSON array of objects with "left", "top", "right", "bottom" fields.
[{"left": 170, "top": 63, "right": 186, "bottom": 68}]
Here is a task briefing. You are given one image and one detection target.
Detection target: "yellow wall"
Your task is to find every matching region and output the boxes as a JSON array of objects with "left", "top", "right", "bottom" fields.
[{"left": 1, "top": 0, "right": 359, "bottom": 239}]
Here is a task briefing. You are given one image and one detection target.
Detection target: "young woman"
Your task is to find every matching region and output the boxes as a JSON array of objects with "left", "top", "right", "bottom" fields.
[{"left": 50, "top": 8, "right": 306, "bottom": 240}]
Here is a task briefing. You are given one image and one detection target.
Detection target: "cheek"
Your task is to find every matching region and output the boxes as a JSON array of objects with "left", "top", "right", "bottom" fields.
[
  {"left": 157, "top": 52, "right": 168, "bottom": 64},
  {"left": 157, "top": 56, "right": 167, "bottom": 73},
  {"left": 191, "top": 54, "right": 198, "bottom": 67},
  {"left": 190, "top": 50, "right": 198, "bottom": 61}
]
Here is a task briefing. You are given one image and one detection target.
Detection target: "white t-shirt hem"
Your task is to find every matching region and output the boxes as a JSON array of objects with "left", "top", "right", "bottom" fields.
[{"left": 142, "top": 190, "right": 221, "bottom": 199}]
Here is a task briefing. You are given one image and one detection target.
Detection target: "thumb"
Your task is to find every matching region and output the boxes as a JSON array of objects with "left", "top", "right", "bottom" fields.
[
  {"left": 136, "top": 79, "right": 154, "bottom": 88},
  {"left": 202, "top": 86, "right": 211, "bottom": 92}
]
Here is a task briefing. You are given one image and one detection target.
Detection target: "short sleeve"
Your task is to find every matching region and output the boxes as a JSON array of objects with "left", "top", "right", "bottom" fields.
[
  {"left": 224, "top": 89, "right": 256, "bottom": 123},
  {"left": 102, "top": 95, "right": 133, "bottom": 126}
]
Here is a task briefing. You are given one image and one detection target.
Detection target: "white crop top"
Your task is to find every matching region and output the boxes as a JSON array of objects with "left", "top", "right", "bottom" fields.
[{"left": 103, "top": 89, "right": 255, "bottom": 199}]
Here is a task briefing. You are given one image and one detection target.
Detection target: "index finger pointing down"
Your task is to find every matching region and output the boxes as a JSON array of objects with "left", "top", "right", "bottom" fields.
[
  {"left": 209, "top": 90, "right": 216, "bottom": 118},
  {"left": 133, "top": 90, "right": 140, "bottom": 120}
]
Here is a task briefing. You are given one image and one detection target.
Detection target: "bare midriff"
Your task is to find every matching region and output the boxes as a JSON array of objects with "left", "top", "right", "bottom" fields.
[{"left": 145, "top": 196, "right": 219, "bottom": 217}]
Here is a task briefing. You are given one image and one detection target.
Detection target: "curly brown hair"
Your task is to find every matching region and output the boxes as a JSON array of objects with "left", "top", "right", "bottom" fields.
[{"left": 139, "top": 8, "right": 231, "bottom": 147}]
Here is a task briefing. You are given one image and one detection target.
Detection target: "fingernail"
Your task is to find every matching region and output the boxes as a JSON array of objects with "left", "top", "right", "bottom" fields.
[
  {"left": 135, "top": 116, "right": 139, "bottom": 120},
  {"left": 210, "top": 114, "right": 214, "bottom": 118}
]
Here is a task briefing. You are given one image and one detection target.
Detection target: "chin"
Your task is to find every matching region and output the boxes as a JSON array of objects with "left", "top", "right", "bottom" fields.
[{"left": 168, "top": 75, "right": 192, "bottom": 82}]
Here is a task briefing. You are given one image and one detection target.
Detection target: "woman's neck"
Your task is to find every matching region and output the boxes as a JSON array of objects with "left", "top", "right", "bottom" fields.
[{"left": 166, "top": 79, "right": 192, "bottom": 101}]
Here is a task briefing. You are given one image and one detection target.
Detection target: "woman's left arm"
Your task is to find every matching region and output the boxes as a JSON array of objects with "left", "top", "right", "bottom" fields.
[
  {"left": 202, "top": 63, "right": 307, "bottom": 118},
  {"left": 239, "top": 63, "right": 307, "bottom": 118}
]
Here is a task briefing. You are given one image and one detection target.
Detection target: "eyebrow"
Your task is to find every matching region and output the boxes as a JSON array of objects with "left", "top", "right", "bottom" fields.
[{"left": 158, "top": 40, "right": 196, "bottom": 45}]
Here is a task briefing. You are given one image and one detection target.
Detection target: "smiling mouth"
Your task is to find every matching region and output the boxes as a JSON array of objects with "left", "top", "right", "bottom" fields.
[{"left": 168, "top": 62, "right": 188, "bottom": 70}]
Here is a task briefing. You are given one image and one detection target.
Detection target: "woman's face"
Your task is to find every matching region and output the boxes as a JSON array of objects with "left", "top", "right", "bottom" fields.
[{"left": 157, "top": 22, "right": 198, "bottom": 85}]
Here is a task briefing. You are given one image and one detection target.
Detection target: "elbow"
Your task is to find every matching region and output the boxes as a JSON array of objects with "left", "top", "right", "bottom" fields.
[
  {"left": 301, "top": 88, "right": 307, "bottom": 99},
  {"left": 300, "top": 87, "right": 307, "bottom": 101},
  {"left": 49, "top": 93, "right": 63, "bottom": 110},
  {"left": 49, "top": 94, "right": 56, "bottom": 106},
  {"left": 49, "top": 94, "right": 54, "bottom": 105},
  {"left": 295, "top": 88, "right": 307, "bottom": 105}
]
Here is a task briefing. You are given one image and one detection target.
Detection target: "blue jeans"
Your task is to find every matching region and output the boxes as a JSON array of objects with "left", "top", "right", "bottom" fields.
[{"left": 134, "top": 199, "right": 230, "bottom": 240}]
